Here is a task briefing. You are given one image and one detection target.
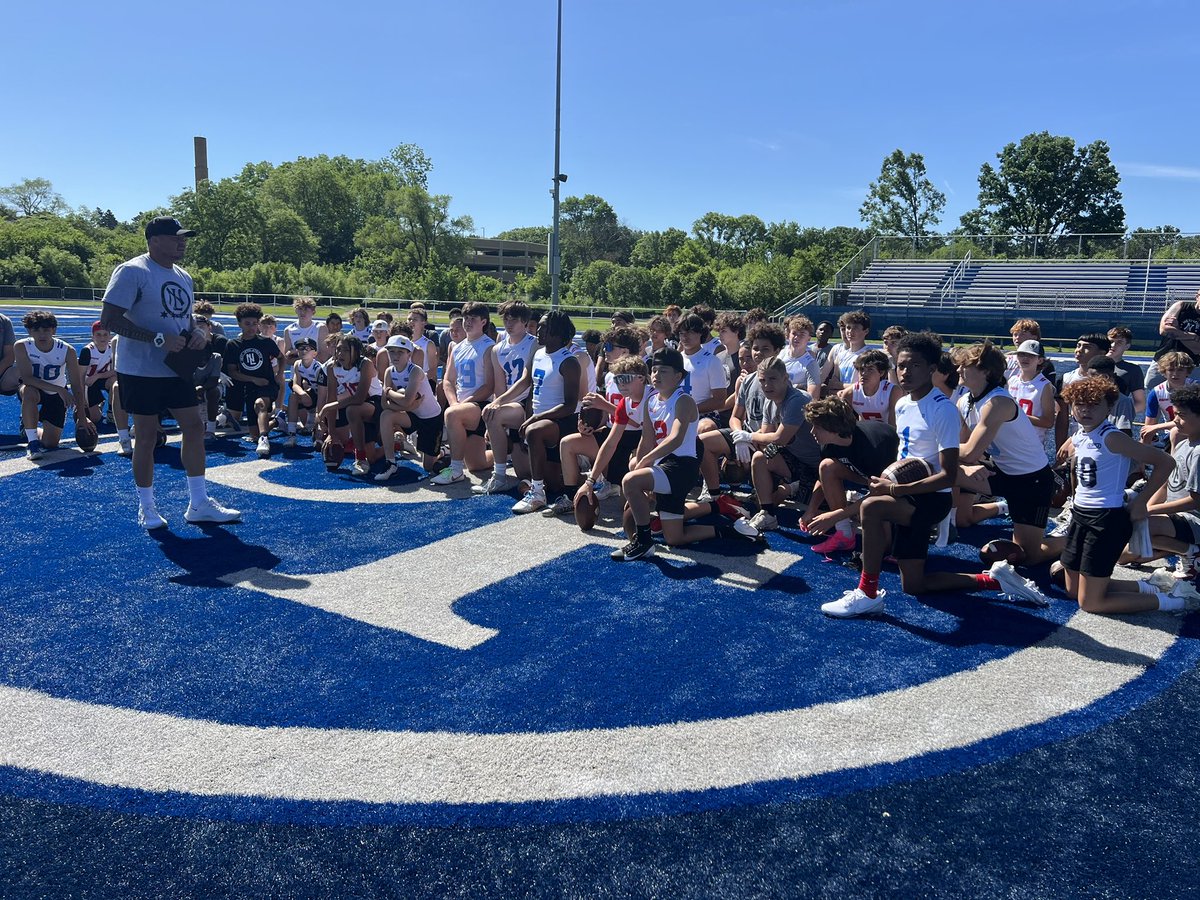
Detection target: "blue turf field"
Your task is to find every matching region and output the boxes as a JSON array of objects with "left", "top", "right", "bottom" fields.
[{"left": 1, "top": 308, "right": 1199, "bottom": 895}]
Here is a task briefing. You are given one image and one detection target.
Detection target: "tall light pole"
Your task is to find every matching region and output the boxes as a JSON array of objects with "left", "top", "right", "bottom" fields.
[{"left": 549, "top": 0, "right": 565, "bottom": 309}]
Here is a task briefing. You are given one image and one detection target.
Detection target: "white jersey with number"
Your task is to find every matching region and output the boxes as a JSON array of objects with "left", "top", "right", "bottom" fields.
[
  {"left": 451, "top": 334, "right": 495, "bottom": 397},
  {"left": 1071, "top": 421, "right": 1130, "bottom": 509},
  {"left": 81, "top": 341, "right": 113, "bottom": 378},
  {"left": 351, "top": 325, "right": 373, "bottom": 343},
  {"left": 603, "top": 373, "right": 645, "bottom": 427},
  {"left": 647, "top": 386, "right": 698, "bottom": 457},
  {"left": 829, "top": 344, "right": 872, "bottom": 385},
  {"left": 284, "top": 321, "right": 321, "bottom": 348},
  {"left": 388, "top": 361, "right": 442, "bottom": 419},
  {"left": 531, "top": 346, "right": 575, "bottom": 416},
  {"left": 682, "top": 346, "right": 726, "bottom": 406},
  {"left": 18, "top": 338, "right": 70, "bottom": 387},
  {"left": 294, "top": 357, "right": 322, "bottom": 388},
  {"left": 1006, "top": 372, "right": 1053, "bottom": 440},
  {"left": 781, "top": 347, "right": 820, "bottom": 390},
  {"left": 852, "top": 380, "right": 894, "bottom": 421},
  {"left": 958, "top": 386, "right": 1047, "bottom": 476},
  {"left": 496, "top": 332, "right": 536, "bottom": 394},
  {"left": 894, "top": 388, "right": 961, "bottom": 491},
  {"left": 332, "top": 360, "right": 382, "bottom": 399}
]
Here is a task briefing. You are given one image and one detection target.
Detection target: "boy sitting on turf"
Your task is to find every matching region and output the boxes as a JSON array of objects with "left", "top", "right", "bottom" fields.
[
  {"left": 285, "top": 338, "right": 323, "bottom": 447},
  {"left": 840, "top": 349, "right": 898, "bottom": 427},
  {"left": 376, "top": 335, "right": 445, "bottom": 480},
  {"left": 800, "top": 396, "right": 899, "bottom": 555},
  {"left": 1137, "top": 384, "right": 1200, "bottom": 580},
  {"left": 577, "top": 354, "right": 651, "bottom": 510},
  {"left": 1141, "top": 351, "right": 1195, "bottom": 447},
  {"left": 821, "top": 332, "right": 1045, "bottom": 619},
  {"left": 433, "top": 302, "right": 498, "bottom": 485},
  {"left": 223, "top": 303, "right": 283, "bottom": 460},
  {"left": 13, "top": 310, "right": 91, "bottom": 459},
  {"left": 79, "top": 321, "right": 116, "bottom": 427},
  {"left": 611, "top": 348, "right": 758, "bottom": 561}
]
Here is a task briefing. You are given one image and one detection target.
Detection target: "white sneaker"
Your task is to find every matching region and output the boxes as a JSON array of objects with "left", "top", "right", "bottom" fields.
[
  {"left": 184, "top": 497, "right": 241, "bottom": 524},
  {"left": 1047, "top": 518, "right": 1070, "bottom": 538},
  {"left": 822, "top": 588, "right": 886, "bottom": 618},
  {"left": 431, "top": 467, "right": 466, "bottom": 486},
  {"left": 592, "top": 479, "right": 617, "bottom": 501},
  {"left": 117, "top": 436, "right": 133, "bottom": 457},
  {"left": 541, "top": 494, "right": 575, "bottom": 517},
  {"left": 256, "top": 436, "right": 270, "bottom": 459},
  {"left": 274, "top": 410, "right": 288, "bottom": 432},
  {"left": 512, "top": 489, "right": 547, "bottom": 514},
  {"left": 352, "top": 459, "right": 370, "bottom": 476},
  {"left": 472, "top": 473, "right": 516, "bottom": 495},
  {"left": 988, "top": 561, "right": 1050, "bottom": 607},
  {"left": 697, "top": 486, "right": 716, "bottom": 504},
  {"left": 749, "top": 510, "right": 779, "bottom": 532},
  {"left": 138, "top": 507, "right": 167, "bottom": 530},
  {"left": 374, "top": 462, "right": 400, "bottom": 482},
  {"left": 1172, "top": 555, "right": 1197, "bottom": 580},
  {"left": 732, "top": 517, "right": 762, "bottom": 540}
]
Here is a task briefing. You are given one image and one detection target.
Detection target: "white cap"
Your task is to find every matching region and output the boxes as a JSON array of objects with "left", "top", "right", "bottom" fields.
[{"left": 385, "top": 335, "right": 414, "bottom": 352}]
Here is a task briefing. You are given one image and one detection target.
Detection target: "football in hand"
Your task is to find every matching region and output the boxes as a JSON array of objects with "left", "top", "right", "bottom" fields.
[
  {"left": 75, "top": 424, "right": 98, "bottom": 453},
  {"left": 574, "top": 487, "right": 599, "bottom": 531},
  {"left": 979, "top": 538, "right": 1027, "bottom": 565},
  {"left": 880, "top": 456, "right": 934, "bottom": 485},
  {"left": 580, "top": 406, "right": 605, "bottom": 431}
]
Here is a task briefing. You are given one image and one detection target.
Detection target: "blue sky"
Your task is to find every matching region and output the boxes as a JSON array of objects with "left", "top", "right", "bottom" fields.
[{"left": 4, "top": 0, "right": 1198, "bottom": 237}]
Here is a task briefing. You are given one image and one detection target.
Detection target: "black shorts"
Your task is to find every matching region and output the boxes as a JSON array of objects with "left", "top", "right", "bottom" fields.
[
  {"left": 1061, "top": 506, "right": 1132, "bottom": 579},
  {"left": 117, "top": 373, "right": 198, "bottom": 417},
  {"left": 336, "top": 396, "right": 382, "bottom": 438},
  {"left": 467, "top": 400, "right": 489, "bottom": 438},
  {"left": 989, "top": 465, "right": 1054, "bottom": 528},
  {"left": 1167, "top": 513, "right": 1200, "bottom": 547},
  {"left": 608, "top": 428, "right": 643, "bottom": 485},
  {"left": 780, "top": 452, "right": 818, "bottom": 503},
  {"left": 291, "top": 382, "right": 317, "bottom": 409},
  {"left": 403, "top": 408, "right": 444, "bottom": 456},
  {"left": 31, "top": 389, "right": 67, "bottom": 428},
  {"left": 241, "top": 382, "right": 277, "bottom": 416},
  {"left": 86, "top": 380, "right": 112, "bottom": 408},
  {"left": 539, "top": 413, "right": 579, "bottom": 465},
  {"left": 892, "top": 491, "right": 954, "bottom": 561},
  {"left": 653, "top": 454, "right": 702, "bottom": 518}
]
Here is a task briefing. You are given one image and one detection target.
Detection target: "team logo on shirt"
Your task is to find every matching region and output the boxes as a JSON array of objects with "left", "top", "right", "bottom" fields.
[
  {"left": 160, "top": 281, "right": 191, "bottom": 319},
  {"left": 239, "top": 348, "right": 264, "bottom": 371}
]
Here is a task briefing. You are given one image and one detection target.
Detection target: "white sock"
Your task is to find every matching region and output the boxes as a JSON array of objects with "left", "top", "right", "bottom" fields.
[
  {"left": 118, "top": 428, "right": 130, "bottom": 441},
  {"left": 995, "top": 498, "right": 1010, "bottom": 517},
  {"left": 1158, "top": 593, "right": 1185, "bottom": 612},
  {"left": 25, "top": 429, "right": 38, "bottom": 442},
  {"left": 836, "top": 519, "right": 853, "bottom": 537},
  {"left": 136, "top": 486, "right": 156, "bottom": 510},
  {"left": 288, "top": 423, "right": 297, "bottom": 434},
  {"left": 451, "top": 459, "right": 465, "bottom": 475},
  {"left": 494, "top": 462, "right": 506, "bottom": 478},
  {"left": 532, "top": 479, "right": 545, "bottom": 494},
  {"left": 1137, "top": 581, "right": 1157, "bottom": 595},
  {"left": 186, "top": 475, "right": 207, "bottom": 506}
]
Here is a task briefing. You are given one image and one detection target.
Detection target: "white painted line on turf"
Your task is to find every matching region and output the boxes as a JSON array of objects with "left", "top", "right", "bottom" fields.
[
  {"left": 0, "top": 611, "right": 1177, "bottom": 805},
  {"left": 205, "top": 458, "right": 467, "bottom": 505}
]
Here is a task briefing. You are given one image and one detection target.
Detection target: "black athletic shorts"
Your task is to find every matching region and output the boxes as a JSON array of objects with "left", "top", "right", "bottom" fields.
[
  {"left": 240, "top": 382, "right": 278, "bottom": 416},
  {"left": 86, "top": 380, "right": 111, "bottom": 408},
  {"left": 335, "top": 396, "right": 382, "bottom": 436},
  {"left": 780, "top": 452, "right": 818, "bottom": 504},
  {"left": 402, "top": 408, "right": 444, "bottom": 456},
  {"left": 609, "top": 428, "right": 643, "bottom": 485},
  {"left": 653, "top": 454, "right": 702, "bottom": 518},
  {"left": 467, "top": 400, "right": 489, "bottom": 438},
  {"left": 541, "top": 413, "right": 579, "bottom": 465},
  {"left": 117, "top": 373, "right": 198, "bottom": 416},
  {"left": 33, "top": 389, "right": 67, "bottom": 429},
  {"left": 989, "top": 465, "right": 1054, "bottom": 529},
  {"left": 1061, "top": 506, "right": 1132, "bottom": 579},
  {"left": 892, "top": 491, "right": 954, "bottom": 561}
]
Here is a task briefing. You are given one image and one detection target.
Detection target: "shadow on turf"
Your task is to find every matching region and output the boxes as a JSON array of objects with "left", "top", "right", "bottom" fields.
[{"left": 149, "top": 527, "right": 282, "bottom": 588}]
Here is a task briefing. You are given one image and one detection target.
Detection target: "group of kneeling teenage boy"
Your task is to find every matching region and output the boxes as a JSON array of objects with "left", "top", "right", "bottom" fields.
[{"left": 13, "top": 296, "right": 1200, "bottom": 621}]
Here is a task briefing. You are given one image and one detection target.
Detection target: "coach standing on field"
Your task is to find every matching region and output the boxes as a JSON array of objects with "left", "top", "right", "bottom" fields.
[{"left": 100, "top": 216, "right": 240, "bottom": 530}]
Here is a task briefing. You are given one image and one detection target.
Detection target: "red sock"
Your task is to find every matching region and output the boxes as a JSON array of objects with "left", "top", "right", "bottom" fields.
[
  {"left": 974, "top": 573, "right": 1000, "bottom": 591},
  {"left": 858, "top": 572, "right": 880, "bottom": 598}
]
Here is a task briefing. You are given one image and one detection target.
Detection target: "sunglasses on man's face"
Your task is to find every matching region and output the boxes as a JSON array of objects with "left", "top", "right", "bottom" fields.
[{"left": 614, "top": 373, "right": 642, "bottom": 385}]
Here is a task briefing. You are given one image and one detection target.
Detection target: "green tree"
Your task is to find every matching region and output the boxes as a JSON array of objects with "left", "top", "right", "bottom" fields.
[
  {"left": 261, "top": 206, "right": 320, "bottom": 267},
  {"left": 560, "top": 194, "right": 635, "bottom": 274},
  {"left": 630, "top": 228, "right": 687, "bottom": 268},
  {"left": 355, "top": 186, "right": 473, "bottom": 280},
  {"left": 494, "top": 225, "right": 552, "bottom": 244},
  {"left": 963, "top": 132, "right": 1125, "bottom": 241},
  {"left": 173, "top": 177, "right": 264, "bottom": 271},
  {"left": 261, "top": 156, "right": 361, "bottom": 265},
  {"left": 0, "top": 177, "right": 67, "bottom": 217},
  {"left": 569, "top": 259, "right": 621, "bottom": 304},
  {"left": 606, "top": 265, "right": 661, "bottom": 311},
  {"left": 692, "top": 213, "right": 768, "bottom": 265},
  {"left": 859, "top": 149, "right": 946, "bottom": 237}
]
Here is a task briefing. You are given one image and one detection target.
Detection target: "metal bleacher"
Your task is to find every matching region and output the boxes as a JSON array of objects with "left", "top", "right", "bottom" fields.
[{"left": 845, "top": 261, "right": 954, "bottom": 305}]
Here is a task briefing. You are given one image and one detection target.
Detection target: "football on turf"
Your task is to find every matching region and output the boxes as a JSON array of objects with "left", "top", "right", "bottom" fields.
[
  {"left": 323, "top": 440, "right": 346, "bottom": 469},
  {"left": 75, "top": 425, "right": 98, "bottom": 453},
  {"left": 880, "top": 456, "right": 934, "bottom": 485},
  {"left": 979, "top": 538, "right": 1026, "bottom": 565},
  {"left": 574, "top": 487, "right": 599, "bottom": 531},
  {"left": 580, "top": 406, "right": 605, "bottom": 431}
]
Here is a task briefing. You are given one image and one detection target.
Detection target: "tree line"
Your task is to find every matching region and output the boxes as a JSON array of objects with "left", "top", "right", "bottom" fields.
[{"left": 1, "top": 133, "right": 1193, "bottom": 310}]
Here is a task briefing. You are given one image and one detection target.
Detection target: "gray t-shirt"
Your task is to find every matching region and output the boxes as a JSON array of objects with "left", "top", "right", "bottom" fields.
[
  {"left": 737, "top": 372, "right": 766, "bottom": 431},
  {"left": 763, "top": 385, "right": 821, "bottom": 467},
  {"left": 102, "top": 253, "right": 194, "bottom": 378},
  {"left": 1168, "top": 438, "right": 1200, "bottom": 504},
  {"left": 0, "top": 313, "right": 14, "bottom": 358}
]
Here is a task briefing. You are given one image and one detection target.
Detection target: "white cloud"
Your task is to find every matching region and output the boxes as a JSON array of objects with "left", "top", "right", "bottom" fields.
[{"left": 1120, "top": 162, "right": 1200, "bottom": 180}]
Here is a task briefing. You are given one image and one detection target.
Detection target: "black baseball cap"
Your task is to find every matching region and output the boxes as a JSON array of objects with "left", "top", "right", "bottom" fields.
[
  {"left": 145, "top": 216, "right": 197, "bottom": 239},
  {"left": 650, "top": 347, "right": 686, "bottom": 374}
]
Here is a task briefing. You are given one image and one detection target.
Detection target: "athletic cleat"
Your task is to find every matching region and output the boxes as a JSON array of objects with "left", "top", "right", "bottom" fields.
[
  {"left": 732, "top": 517, "right": 762, "bottom": 541},
  {"left": 822, "top": 588, "right": 886, "bottom": 618},
  {"left": 472, "top": 473, "right": 517, "bottom": 495},
  {"left": 611, "top": 535, "right": 655, "bottom": 561},
  {"left": 1047, "top": 518, "right": 1071, "bottom": 539},
  {"left": 749, "top": 510, "right": 779, "bottom": 532},
  {"left": 137, "top": 507, "right": 168, "bottom": 530},
  {"left": 274, "top": 410, "right": 288, "bottom": 432},
  {"left": 184, "top": 498, "right": 241, "bottom": 525},
  {"left": 431, "top": 467, "right": 466, "bottom": 486},
  {"left": 812, "top": 530, "right": 857, "bottom": 555},
  {"left": 256, "top": 436, "right": 270, "bottom": 459},
  {"left": 374, "top": 462, "right": 400, "bottom": 482},
  {"left": 989, "top": 561, "right": 1050, "bottom": 607},
  {"left": 25, "top": 439, "right": 45, "bottom": 460},
  {"left": 512, "top": 489, "right": 547, "bottom": 514},
  {"left": 592, "top": 478, "right": 617, "bottom": 501},
  {"left": 352, "top": 459, "right": 370, "bottom": 476},
  {"left": 117, "top": 436, "right": 134, "bottom": 457},
  {"left": 541, "top": 494, "right": 575, "bottom": 517}
]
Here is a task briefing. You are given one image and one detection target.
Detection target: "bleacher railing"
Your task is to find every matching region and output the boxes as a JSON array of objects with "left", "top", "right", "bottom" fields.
[{"left": 872, "top": 232, "right": 1200, "bottom": 262}]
